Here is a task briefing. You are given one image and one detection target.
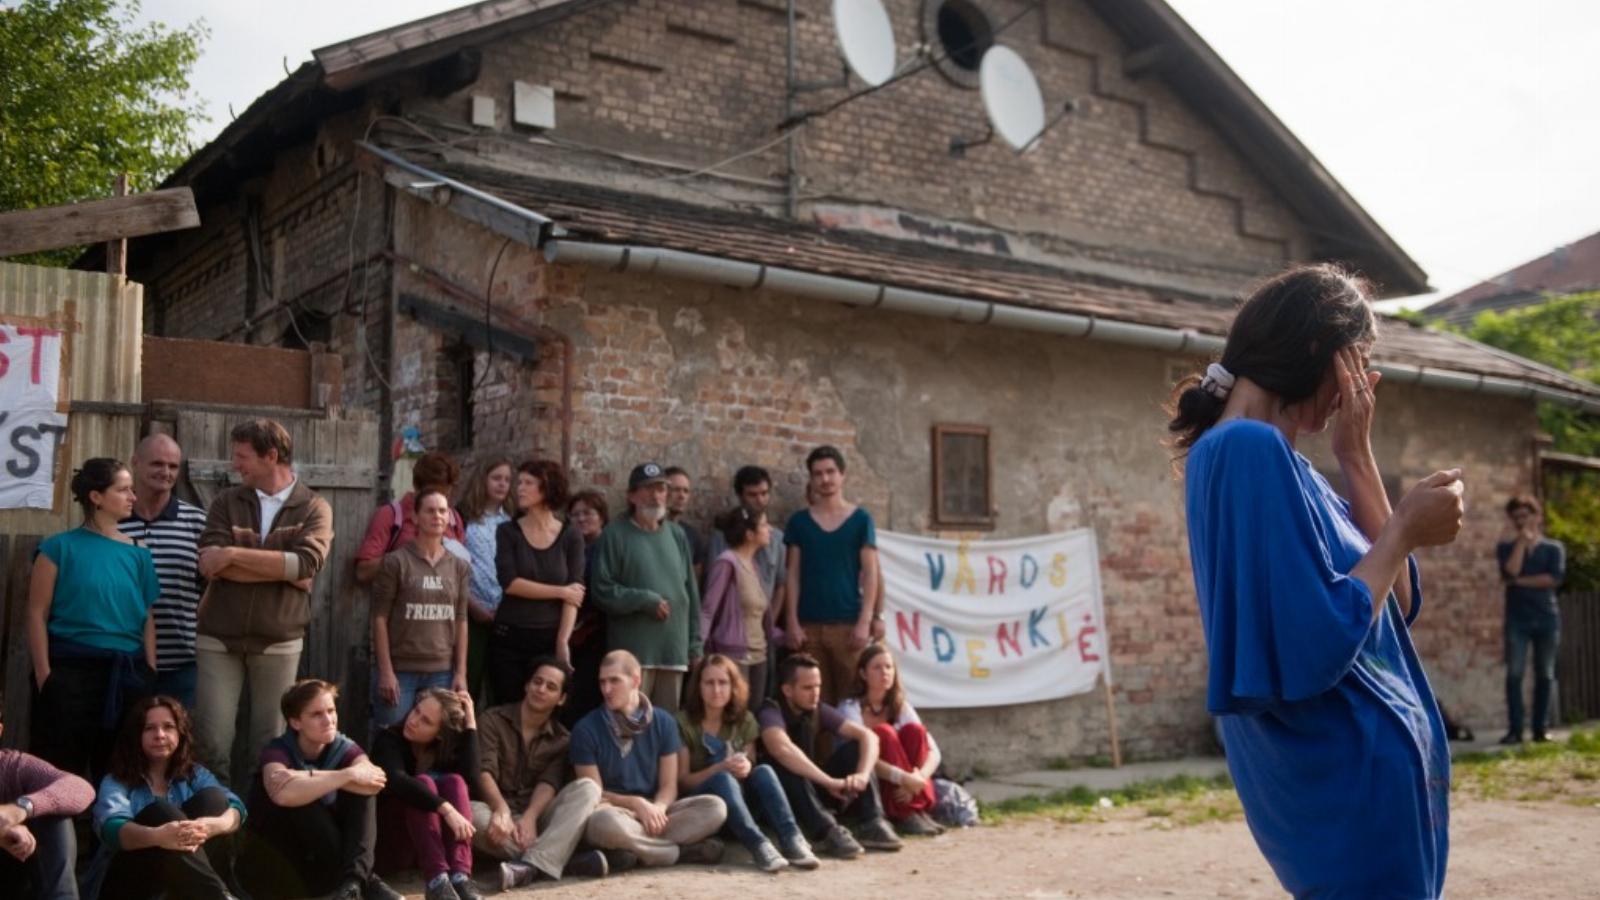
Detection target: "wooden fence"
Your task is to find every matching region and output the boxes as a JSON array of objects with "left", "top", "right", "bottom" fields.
[{"left": 1558, "top": 591, "right": 1600, "bottom": 725}]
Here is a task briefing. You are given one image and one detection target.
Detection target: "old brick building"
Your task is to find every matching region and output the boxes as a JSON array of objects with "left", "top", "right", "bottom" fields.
[{"left": 118, "top": 0, "right": 1600, "bottom": 772}]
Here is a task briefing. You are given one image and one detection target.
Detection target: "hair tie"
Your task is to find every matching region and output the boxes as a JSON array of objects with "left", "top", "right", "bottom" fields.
[{"left": 1200, "top": 363, "right": 1235, "bottom": 400}]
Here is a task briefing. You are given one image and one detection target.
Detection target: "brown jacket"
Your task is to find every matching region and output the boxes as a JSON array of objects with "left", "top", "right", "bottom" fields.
[
  {"left": 478, "top": 703, "right": 570, "bottom": 811},
  {"left": 197, "top": 478, "right": 333, "bottom": 652}
]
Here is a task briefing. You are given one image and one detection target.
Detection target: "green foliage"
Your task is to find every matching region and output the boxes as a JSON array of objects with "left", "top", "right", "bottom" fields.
[
  {"left": 1461, "top": 292, "right": 1600, "bottom": 587},
  {"left": 0, "top": 0, "right": 207, "bottom": 266},
  {"left": 1466, "top": 292, "right": 1600, "bottom": 382},
  {"left": 1544, "top": 467, "right": 1600, "bottom": 591}
]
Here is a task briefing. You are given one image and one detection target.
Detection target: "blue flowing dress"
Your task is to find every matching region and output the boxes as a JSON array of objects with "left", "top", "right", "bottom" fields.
[{"left": 1185, "top": 419, "right": 1449, "bottom": 900}]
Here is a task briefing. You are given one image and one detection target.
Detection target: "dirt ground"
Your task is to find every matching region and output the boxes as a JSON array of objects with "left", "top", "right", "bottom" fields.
[{"left": 391, "top": 795, "right": 1597, "bottom": 898}]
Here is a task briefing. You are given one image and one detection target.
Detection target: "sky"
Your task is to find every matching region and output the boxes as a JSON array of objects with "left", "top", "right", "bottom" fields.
[{"left": 133, "top": 0, "right": 1600, "bottom": 308}]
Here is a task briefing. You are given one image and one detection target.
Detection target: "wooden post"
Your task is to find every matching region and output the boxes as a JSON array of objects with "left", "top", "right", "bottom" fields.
[
  {"left": 1103, "top": 673, "right": 1123, "bottom": 768},
  {"left": 106, "top": 174, "right": 129, "bottom": 276}
]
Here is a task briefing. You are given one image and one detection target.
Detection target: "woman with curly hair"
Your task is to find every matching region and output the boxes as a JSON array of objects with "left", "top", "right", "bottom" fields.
[
  {"left": 87, "top": 695, "right": 244, "bottom": 900},
  {"left": 371, "top": 688, "right": 483, "bottom": 900},
  {"left": 490, "top": 460, "right": 584, "bottom": 705}
]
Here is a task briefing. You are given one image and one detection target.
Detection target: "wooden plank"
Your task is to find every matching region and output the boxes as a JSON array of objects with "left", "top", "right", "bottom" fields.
[
  {"left": 0, "top": 188, "right": 200, "bottom": 257},
  {"left": 1, "top": 535, "right": 41, "bottom": 749},
  {"left": 107, "top": 173, "right": 129, "bottom": 276},
  {"left": 185, "top": 459, "right": 376, "bottom": 490}
]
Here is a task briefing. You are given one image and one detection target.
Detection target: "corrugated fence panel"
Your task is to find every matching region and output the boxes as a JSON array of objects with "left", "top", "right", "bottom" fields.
[{"left": 0, "top": 261, "right": 144, "bottom": 535}]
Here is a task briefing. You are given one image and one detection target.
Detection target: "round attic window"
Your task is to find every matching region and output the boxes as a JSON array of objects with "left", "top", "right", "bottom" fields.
[{"left": 924, "top": 0, "right": 994, "bottom": 89}]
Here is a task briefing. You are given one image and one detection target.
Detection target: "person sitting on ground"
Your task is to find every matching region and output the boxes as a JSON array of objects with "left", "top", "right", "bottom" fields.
[
  {"left": 88, "top": 695, "right": 246, "bottom": 900},
  {"left": 838, "top": 644, "right": 943, "bottom": 836},
  {"left": 237, "top": 679, "right": 400, "bottom": 900},
  {"left": 572, "top": 650, "right": 728, "bottom": 868},
  {"left": 758, "top": 653, "right": 901, "bottom": 858},
  {"left": 472, "top": 659, "right": 611, "bottom": 891},
  {"left": 370, "top": 488, "right": 472, "bottom": 731},
  {"left": 701, "top": 507, "right": 778, "bottom": 697},
  {"left": 0, "top": 689, "right": 94, "bottom": 900},
  {"left": 371, "top": 688, "right": 484, "bottom": 900},
  {"left": 675, "top": 654, "right": 819, "bottom": 873}
]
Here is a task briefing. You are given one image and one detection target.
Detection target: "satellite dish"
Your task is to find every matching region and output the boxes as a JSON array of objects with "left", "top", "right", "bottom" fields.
[
  {"left": 979, "top": 45, "right": 1046, "bottom": 151},
  {"left": 833, "top": 0, "right": 897, "bottom": 87}
]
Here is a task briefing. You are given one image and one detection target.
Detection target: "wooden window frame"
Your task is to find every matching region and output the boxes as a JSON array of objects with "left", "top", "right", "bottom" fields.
[{"left": 932, "top": 423, "right": 995, "bottom": 530}]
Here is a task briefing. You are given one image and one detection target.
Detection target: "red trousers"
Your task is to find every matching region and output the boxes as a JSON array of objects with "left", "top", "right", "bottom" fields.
[
  {"left": 873, "top": 723, "right": 936, "bottom": 819},
  {"left": 376, "top": 772, "right": 473, "bottom": 879}
]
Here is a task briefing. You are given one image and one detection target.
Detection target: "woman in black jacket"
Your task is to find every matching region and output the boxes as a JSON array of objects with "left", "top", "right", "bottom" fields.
[{"left": 371, "top": 688, "right": 483, "bottom": 900}]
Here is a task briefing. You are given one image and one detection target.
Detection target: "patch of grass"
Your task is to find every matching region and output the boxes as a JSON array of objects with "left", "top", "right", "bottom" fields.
[
  {"left": 1452, "top": 727, "right": 1600, "bottom": 804},
  {"left": 982, "top": 773, "right": 1240, "bottom": 828}
]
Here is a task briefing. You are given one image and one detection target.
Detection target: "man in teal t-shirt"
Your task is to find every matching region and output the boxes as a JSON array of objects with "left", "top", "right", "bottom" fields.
[
  {"left": 592, "top": 463, "right": 701, "bottom": 713},
  {"left": 783, "top": 446, "right": 880, "bottom": 704}
]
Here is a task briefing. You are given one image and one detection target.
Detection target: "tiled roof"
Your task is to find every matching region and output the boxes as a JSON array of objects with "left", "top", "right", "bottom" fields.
[{"left": 431, "top": 161, "right": 1598, "bottom": 398}]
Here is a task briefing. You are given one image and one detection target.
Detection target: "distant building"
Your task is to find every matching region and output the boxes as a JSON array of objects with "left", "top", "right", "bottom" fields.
[{"left": 1426, "top": 229, "right": 1600, "bottom": 328}]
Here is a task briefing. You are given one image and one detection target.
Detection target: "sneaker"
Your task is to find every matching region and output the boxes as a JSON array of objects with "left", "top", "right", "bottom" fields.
[
  {"left": 678, "top": 837, "right": 725, "bottom": 865},
  {"left": 499, "top": 861, "right": 537, "bottom": 891},
  {"left": 366, "top": 877, "right": 406, "bottom": 896},
  {"left": 1498, "top": 732, "right": 1524, "bottom": 745},
  {"left": 816, "top": 824, "right": 864, "bottom": 859},
  {"left": 779, "top": 835, "right": 822, "bottom": 870},
  {"left": 564, "top": 848, "right": 612, "bottom": 879},
  {"left": 424, "top": 877, "right": 458, "bottom": 900},
  {"left": 751, "top": 840, "right": 789, "bottom": 873},
  {"left": 330, "top": 880, "right": 363, "bottom": 900},
  {"left": 854, "top": 817, "right": 904, "bottom": 852},
  {"left": 598, "top": 849, "right": 639, "bottom": 875},
  {"left": 896, "top": 811, "right": 943, "bottom": 837},
  {"left": 450, "top": 876, "right": 485, "bottom": 900},
  {"left": 1532, "top": 732, "right": 1552, "bottom": 743}
]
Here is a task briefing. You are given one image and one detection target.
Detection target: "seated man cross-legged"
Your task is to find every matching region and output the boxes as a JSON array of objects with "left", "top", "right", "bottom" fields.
[
  {"left": 572, "top": 650, "right": 728, "bottom": 868},
  {"left": 471, "top": 658, "right": 609, "bottom": 890},
  {"left": 758, "top": 652, "right": 902, "bottom": 858}
]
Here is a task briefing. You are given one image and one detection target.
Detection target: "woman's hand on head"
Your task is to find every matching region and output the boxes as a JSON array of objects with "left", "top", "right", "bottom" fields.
[
  {"left": 1331, "top": 346, "right": 1380, "bottom": 462},
  {"left": 1395, "top": 470, "right": 1465, "bottom": 549}
]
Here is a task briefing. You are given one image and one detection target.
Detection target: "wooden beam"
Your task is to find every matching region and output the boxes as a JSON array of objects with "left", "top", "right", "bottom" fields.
[
  {"left": 0, "top": 187, "right": 200, "bottom": 258},
  {"left": 106, "top": 174, "right": 129, "bottom": 276},
  {"left": 1122, "top": 44, "right": 1172, "bottom": 79}
]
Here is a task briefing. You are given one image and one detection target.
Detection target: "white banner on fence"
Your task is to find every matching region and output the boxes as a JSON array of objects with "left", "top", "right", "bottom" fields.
[
  {"left": 0, "top": 323, "right": 69, "bottom": 510},
  {"left": 878, "top": 528, "right": 1109, "bottom": 709}
]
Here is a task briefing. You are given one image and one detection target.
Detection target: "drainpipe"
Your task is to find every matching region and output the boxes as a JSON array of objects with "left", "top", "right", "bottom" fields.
[
  {"left": 542, "top": 240, "right": 1600, "bottom": 415},
  {"left": 386, "top": 251, "right": 575, "bottom": 471}
]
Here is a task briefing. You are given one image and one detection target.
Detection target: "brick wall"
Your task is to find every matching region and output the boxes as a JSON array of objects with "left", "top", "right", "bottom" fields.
[
  {"left": 391, "top": 196, "right": 1530, "bottom": 771},
  {"left": 402, "top": 0, "right": 1305, "bottom": 284}
]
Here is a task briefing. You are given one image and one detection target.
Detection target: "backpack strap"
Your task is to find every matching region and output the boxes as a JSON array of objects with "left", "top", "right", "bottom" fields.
[{"left": 385, "top": 497, "right": 404, "bottom": 553}]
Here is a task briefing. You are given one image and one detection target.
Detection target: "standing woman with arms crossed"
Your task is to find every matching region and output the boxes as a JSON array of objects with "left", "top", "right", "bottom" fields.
[
  {"left": 28, "top": 458, "right": 160, "bottom": 782},
  {"left": 490, "top": 461, "right": 583, "bottom": 706},
  {"left": 1171, "top": 264, "right": 1465, "bottom": 899}
]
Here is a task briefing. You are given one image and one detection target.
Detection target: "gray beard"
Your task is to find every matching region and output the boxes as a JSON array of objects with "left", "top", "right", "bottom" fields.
[{"left": 640, "top": 505, "right": 667, "bottom": 523}]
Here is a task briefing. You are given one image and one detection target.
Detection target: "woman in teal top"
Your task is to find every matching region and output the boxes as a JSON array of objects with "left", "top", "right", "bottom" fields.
[{"left": 27, "top": 457, "right": 160, "bottom": 781}]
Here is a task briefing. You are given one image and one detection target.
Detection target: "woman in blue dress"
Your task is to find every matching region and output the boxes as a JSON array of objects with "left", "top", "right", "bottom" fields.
[{"left": 1169, "top": 264, "right": 1465, "bottom": 899}]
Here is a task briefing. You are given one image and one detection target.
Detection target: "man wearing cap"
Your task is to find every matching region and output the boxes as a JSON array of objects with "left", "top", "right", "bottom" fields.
[{"left": 591, "top": 463, "right": 702, "bottom": 712}]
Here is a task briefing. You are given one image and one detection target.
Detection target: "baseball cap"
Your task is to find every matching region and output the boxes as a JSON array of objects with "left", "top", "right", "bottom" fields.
[{"left": 628, "top": 462, "right": 668, "bottom": 491}]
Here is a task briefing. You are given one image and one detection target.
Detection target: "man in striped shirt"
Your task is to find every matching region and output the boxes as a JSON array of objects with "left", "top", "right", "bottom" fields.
[{"left": 118, "top": 433, "right": 207, "bottom": 706}]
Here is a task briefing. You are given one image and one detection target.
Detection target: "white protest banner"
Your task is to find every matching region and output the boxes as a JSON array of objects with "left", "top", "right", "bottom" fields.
[
  {"left": 0, "top": 323, "right": 69, "bottom": 510},
  {"left": 878, "top": 528, "right": 1109, "bottom": 709}
]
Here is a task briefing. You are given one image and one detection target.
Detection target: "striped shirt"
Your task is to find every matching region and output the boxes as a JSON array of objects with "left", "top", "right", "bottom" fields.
[{"left": 119, "top": 497, "right": 207, "bottom": 670}]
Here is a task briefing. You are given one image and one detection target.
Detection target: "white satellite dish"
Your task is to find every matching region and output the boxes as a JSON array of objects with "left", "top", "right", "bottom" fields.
[
  {"left": 979, "top": 45, "right": 1046, "bottom": 151},
  {"left": 833, "top": 0, "right": 897, "bottom": 87}
]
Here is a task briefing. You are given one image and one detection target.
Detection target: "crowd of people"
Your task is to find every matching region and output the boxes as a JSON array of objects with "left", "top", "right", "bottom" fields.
[{"left": 1, "top": 422, "right": 959, "bottom": 900}]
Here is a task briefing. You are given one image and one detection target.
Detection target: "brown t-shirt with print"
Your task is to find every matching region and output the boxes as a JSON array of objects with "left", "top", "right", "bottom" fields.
[{"left": 372, "top": 541, "right": 472, "bottom": 671}]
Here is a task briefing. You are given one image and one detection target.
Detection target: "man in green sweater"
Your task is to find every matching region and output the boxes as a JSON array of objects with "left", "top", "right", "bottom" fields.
[{"left": 592, "top": 463, "right": 701, "bottom": 712}]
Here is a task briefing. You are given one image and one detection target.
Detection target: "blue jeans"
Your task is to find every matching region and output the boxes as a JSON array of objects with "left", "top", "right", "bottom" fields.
[
  {"left": 692, "top": 766, "right": 803, "bottom": 853},
  {"left": 0, "top": 815, "right": 77, "bottom": 900},
  {"left": 154, "top": 661, "right": 198, "bottom": 708},
  {"left": 371, "top": 668, "right": 454, "bottom": 732},
  {"left": 1506, "top": 611, "right": 1560, "bottom": 736}
]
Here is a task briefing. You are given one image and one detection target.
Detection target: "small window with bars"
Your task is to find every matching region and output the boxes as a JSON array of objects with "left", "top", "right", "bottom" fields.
[{"left": 933, "top": 423, "right": 994, "bottom": 529}]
